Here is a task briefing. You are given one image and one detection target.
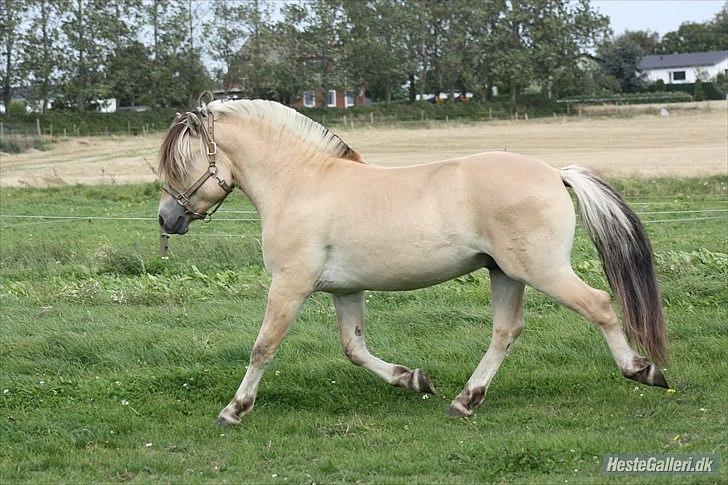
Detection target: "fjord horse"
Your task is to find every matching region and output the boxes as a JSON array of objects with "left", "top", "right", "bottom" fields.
[{"left": 157, "top": 99, "right": 668, "bottom": 426}]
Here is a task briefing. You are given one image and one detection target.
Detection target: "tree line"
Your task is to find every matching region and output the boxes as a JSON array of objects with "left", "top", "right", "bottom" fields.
[
  {"left": 597, "top": 5, "right": 727, "bottom": 93},
  {"left": 1, "top": 0, "right": 726, "bottom": 115}
]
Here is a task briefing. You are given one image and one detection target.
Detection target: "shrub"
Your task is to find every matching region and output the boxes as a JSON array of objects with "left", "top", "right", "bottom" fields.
[
  {"left": 97, "top": 246, "right": 146, "bottom": 276},
  {"left": 693, "top": 79, "right": 705, "bottom": 101}
]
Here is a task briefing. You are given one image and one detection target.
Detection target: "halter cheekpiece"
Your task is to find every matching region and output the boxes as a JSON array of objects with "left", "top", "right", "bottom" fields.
[{"left": 162, "top": 92, "right": 234, "bottom": 222}]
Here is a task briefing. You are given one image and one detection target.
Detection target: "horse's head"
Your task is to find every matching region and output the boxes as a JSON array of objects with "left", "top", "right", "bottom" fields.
[{"left": 157, "top": 110, "right": 234, "bottom": 234}]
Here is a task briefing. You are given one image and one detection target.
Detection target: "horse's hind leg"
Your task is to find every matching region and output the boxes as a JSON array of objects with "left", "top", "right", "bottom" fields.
[
  {"left": 449, "top": 270, "right": 525, "bottom": 417},
  {"left": 333, "top": 292, "right": 436, "bottom": 394},
  {"left": 528, "top": 267, "right": 668, "bottom": 388}
]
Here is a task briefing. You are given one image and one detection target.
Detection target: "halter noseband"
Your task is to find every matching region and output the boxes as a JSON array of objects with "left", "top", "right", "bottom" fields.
[{"left": 163, "top": 92, "right": 234, "bottom": 223}]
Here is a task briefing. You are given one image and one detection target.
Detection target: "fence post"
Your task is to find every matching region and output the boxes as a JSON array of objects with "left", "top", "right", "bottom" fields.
[
  {"left": 489, "top": 107, "right": 492, "bottom": 120},
  {"left": 343, "top": 115, "right": 347, "bottom": 126},
  {"left": 420, "top": 109, "right": 424, "bottom": 121},
  {"left": 127, "top": 120, "right": 131, "bottom": 134},
  {"left": 159, "top": 230, "right": 169, "bottom": 257},
  {"left": 36, "top": 118, "right": 41, "bottom": 136},
  {"left": 0, "top": 122, "right": 3, "bottom": 140},
  {"left": 49, "top": 123, "right": 53, "bottom": 137},
  {"left": 446, "top": 115, "right": 449, "bottom": 123},
  {"left": 524, "top": 112, "right": 528, "bottom": 121},
  {"left": 370, "top": 112, "right": 374, "bottom": 125}
]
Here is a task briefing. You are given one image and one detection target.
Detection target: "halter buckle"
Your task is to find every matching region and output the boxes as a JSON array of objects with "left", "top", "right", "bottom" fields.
[
  {"left": 176, "top": 194, "right": 190, "bottom": 206},
  {"left": 207, "top": 141, "right": 217, "bottom": 156}
]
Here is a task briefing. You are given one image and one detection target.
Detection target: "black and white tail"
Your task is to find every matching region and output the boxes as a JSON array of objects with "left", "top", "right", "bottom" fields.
[{"left": 560, "top": 165, "right": 667, "bottom": 365}]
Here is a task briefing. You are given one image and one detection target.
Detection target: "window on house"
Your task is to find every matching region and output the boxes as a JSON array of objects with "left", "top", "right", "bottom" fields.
[
  {"left": 671, "top": 71, "right": 686, "bottom": 81},
  {"left": 327, "top": 90, "right": 337, "bottom": 108},
  {"left": 345, "top": 92, "right": 355, "bottom": 108},
  {"left": 303, "top": 91, "right": 315, "bottom": 108}
]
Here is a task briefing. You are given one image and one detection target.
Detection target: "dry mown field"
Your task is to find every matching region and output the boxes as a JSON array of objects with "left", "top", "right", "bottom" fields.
[{"left": 1, "top": 102, "right": 726, "bottom": 187}]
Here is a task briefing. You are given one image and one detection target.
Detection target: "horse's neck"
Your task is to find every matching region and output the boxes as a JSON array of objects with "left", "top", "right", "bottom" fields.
[{"left": 219, "top": 122, "right": 337, "bottom": 217}]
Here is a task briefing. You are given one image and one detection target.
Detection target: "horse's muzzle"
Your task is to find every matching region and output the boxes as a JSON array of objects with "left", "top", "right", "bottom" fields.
[{"left": 158, "top": 201, "right": 191, "bottom": 235}]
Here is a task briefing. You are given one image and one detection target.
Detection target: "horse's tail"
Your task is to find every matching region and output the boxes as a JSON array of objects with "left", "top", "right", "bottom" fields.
[{"left": 560, "top": 165, "right": 667, "bottom": 365}]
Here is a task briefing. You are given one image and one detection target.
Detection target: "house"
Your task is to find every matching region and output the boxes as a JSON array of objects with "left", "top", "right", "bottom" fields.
[
  {"left": 293, "top": 86, "right": 367, "bottom": 109},
  {"left": 638, "top": 50, "right": 728, "bottom": 84},
  {"left": 212, "top": 86, "right": 246, "bottom": 101}
]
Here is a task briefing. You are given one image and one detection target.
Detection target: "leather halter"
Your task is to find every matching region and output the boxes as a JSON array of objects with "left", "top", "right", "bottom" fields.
[{"left": 162, "top": 93, "right": 234, "bottom": 223}]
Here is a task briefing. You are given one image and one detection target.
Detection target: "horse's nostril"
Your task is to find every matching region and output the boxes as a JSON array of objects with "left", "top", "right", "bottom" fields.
[{"left": 158, "top": 214, "right": 165, "bottom": 227}]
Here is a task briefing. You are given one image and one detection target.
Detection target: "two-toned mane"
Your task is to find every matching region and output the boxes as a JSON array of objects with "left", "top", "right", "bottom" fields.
[
  {"left": 156, "top": 97, "right": 669, "bottom": 427},
  {"left": 158, "top": 100, "right": 361, "bottom": 189}
]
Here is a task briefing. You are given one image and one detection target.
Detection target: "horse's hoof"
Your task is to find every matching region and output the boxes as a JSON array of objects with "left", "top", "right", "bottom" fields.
[
  {"left": 625, "top": 363, "right": 669, "bottom": 389},
  {"left": 413, "top": 368, "right": 436, "bottom": 395},
  {"left": 447, "top": 401, "right": 473, "bottom": 418},
  {"left": 216, "top": 413, "right": 241, "bottom": 427}
]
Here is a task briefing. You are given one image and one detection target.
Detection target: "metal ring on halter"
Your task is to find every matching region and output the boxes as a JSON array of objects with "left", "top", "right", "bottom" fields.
[{"left": 198, "top": 91, "right": 215, "bottom": 109}]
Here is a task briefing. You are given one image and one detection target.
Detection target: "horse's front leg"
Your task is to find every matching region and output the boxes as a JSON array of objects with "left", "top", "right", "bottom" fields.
[
  {"left": 217, "top": 280, "right": 308, "bottom": 426},
  {"left": 334, "top": 291, "right": 436, "bottom": 394}
]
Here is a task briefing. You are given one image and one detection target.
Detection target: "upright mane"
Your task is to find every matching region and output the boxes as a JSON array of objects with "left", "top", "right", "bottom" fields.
[
  {"left": 206, "top": 99, "right": 361, "bottom": 163},
  {"left": 158, "top": 99, "right": 362, "bottom": 187}
]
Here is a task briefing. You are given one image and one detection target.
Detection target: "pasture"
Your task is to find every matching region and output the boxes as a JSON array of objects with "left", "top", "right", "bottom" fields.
[
  {"left": 1, "top": 175, "right": 726, "bottom": 482},
  {"left": 1, "top": 105, "right": 727, "bottom": 187}
]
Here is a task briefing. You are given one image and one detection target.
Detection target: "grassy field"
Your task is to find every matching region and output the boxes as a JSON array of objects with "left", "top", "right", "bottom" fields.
[{"left": 1, "top": 177, "right": 726, "bottom": 483}]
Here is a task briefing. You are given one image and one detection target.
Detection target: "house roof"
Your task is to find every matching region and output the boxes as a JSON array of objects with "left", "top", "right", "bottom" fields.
[{"left": 638, "top": 50, "right": 728, "bottom": 70}]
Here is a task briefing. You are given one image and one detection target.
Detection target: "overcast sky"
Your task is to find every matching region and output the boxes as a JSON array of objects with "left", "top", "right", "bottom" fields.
[{"left": 592, "top": 0, "right": 725, "bottom": 36}]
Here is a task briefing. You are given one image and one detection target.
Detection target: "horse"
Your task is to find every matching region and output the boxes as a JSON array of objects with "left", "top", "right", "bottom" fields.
[{"left": 157, "top": 98, "right": 668, "bottom": 426}]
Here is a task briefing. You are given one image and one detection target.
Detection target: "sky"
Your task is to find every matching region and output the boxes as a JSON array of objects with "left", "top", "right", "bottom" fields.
[{"left": 592, "top": 0, "right": 726, "bottom": 36}]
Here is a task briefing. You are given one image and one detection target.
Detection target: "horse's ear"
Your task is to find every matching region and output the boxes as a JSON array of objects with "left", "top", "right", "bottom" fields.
[{"left": 186, "top": 112, "right": 200, "bottom": 133}]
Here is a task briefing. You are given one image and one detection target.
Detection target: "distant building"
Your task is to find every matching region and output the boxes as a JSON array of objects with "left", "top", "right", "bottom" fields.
[
  {"left": 292, "top": 87, "right": 367, "bottom": 109},
  {"left": 638, "top": 50, "right": 728, "bottom": 84},
  {"left": 212, "top": 86, "right": 246, "bottom": 101}
]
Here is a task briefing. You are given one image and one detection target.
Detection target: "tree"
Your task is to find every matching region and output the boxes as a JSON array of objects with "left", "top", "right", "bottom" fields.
[
  {"left": 204, "top": 0, "right": 251, "bottom": 92},
  {"left": 597, "top": 31, "right": 652, "bottom": 93},
  {"left": 491, "top": 0, "right": 537, "bottom": 107},
  {"left": 267, "top": 3, "right": 310, "bottom": 104},
  {"left": 658, "top": 3, "right": 728, "bottom": 54},
  {"left": 527, "top": 0, "right": 609, "bottom": 99},
  {"left": 19, "top": 0, "right": 62, "bottom": 114},
  {"left": 693, "top": 78, "right": 705, "bottom": 101},
  {"left": 396, "top": 1, "right": 429, "bottom": 101},
  {"left": 0, "top": 0, "right": 27, "bottom": 113},
  {"left": 106, "top": 41, "right": 152, "bottom": 107},
  {"left": 621, "top": 29, "right": 660, "bottom": 54},
  {"left": 338, "top": 0, "right": 410, "bottom": 105},
  {"left": 60, "top": 0, "right": 111, "bottom": 111}
]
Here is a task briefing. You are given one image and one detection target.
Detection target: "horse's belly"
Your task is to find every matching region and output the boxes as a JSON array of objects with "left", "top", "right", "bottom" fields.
[{"left": 317, "top": 246, "right": 491, "bottom": 292}]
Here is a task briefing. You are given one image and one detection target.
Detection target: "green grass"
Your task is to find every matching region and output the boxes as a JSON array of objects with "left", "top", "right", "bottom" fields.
[{"left": 1, "top": 177, "right": 726, "bottom": 483}]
